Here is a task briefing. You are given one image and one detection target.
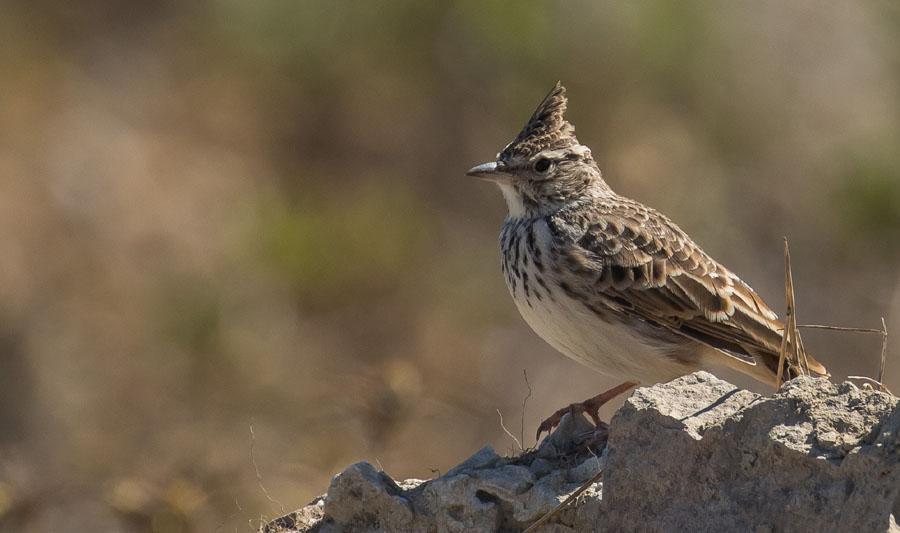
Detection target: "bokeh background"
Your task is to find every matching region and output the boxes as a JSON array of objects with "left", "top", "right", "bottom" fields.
[{"left": 2, "top": 1, "right": 899, "bottom": 531}]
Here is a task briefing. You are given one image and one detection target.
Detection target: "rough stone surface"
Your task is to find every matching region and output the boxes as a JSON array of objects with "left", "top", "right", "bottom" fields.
[
  {"left": 263, "top": 372, "right": 899, "bottom": 533},
  {"left": 604, "top": 372, "right": 900, "bottom": 532}
]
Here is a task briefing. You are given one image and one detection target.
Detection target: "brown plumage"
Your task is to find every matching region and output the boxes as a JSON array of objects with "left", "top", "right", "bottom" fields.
[
  {"left": 469, "top": 82, "right": 828, "bottom": 390},
  {"left": 500, "top": 82, "right": 577, "bottom": 160},
  {"left": 561, "top": 196, "right": 828, "bottom": 383}
]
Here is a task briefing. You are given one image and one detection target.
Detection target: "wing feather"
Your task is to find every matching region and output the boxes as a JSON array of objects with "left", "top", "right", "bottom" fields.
[{"left": 555, "top": 198, "right": 828, "bottom": 383}]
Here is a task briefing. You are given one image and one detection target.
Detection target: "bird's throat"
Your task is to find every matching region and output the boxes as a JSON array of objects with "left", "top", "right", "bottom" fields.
[{"left": 498, "top": 183, "right": 527, "bottom": 219}]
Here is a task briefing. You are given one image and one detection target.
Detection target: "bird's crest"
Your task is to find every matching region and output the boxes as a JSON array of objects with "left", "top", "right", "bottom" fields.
[{"left": 500, "top": 82, "right": 579, "bottom": 161}]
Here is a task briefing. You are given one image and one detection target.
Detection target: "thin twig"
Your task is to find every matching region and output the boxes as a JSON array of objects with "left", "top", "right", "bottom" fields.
[
  {"left": 784, "top": 319, "right": 890, "bottom": 393},
  {"left": 523, "top": 470, "right": 603, "bottom": 533},
  {"left": 249, "top": 423, "right": 285, "bottom": 514},
  {"left": 776, "top": 326, "right": 789, "bottom": 387},
  {"left": 846, "top": 376, "right": 893, "bottom": 396},
  {"left": 232, "top": 497, "right": 241, "bottom": 533},
  {"left": 776, "top": 238, "right": 793, "bottom": 387},
  {"left": 787, "top": 324, "right": 885, "bottom": 334},
  {"left": 877, "top": 317, "right": 888, "bottom": 390},
  {"left": 521, "top": 369, "right": 533, "bottom": 449},
  {"left": 775, "top": 241, "right": 891, "bottom": 394},
  {"left": 781, "top": 238, "right": 810, "bottom": 379},
  {"left": 785, "top": 237, "right": 795, "bottom": 377},
  {"left": 798, "top": 328, "right": 811, "bottom": 377},
  {"left": 497, "top": 409, "right": 523, "bottom": 452}
]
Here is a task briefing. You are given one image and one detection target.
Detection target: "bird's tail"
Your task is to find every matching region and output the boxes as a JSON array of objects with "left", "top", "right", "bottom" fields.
[
  {"left": 777, "top": 349, "right": 829, "bottom": 383},
  {"left": 720, "top": 344, "right": 829, "bottom": 389}
]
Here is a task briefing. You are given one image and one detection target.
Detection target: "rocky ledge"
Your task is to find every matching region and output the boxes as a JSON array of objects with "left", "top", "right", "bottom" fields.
[{"left": 263, "top": 372, "right": 899, "bottom": 532}]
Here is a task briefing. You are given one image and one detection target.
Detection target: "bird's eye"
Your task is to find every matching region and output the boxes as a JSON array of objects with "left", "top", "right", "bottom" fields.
[{"left": 533, "top": 158, "right": 552, "bottom": 173}]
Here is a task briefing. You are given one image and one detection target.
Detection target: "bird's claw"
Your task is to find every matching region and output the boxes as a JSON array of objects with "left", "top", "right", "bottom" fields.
[{"left": 535, "top": 381, "right": 639, "bottom": 441}]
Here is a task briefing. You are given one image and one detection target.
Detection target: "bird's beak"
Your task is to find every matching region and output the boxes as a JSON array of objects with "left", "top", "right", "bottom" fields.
[{"left": 466, "top": 161, "right": 511, "bottom": 183}]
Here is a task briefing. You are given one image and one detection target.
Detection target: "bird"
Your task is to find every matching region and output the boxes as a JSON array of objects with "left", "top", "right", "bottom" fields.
[{"left": 467, "top": 83, "right": 828, "bottom": 437}]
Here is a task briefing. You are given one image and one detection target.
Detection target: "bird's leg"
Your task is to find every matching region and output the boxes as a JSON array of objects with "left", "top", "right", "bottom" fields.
[{"left": 535, "top": 381, "right": 638, "bottom": 441}]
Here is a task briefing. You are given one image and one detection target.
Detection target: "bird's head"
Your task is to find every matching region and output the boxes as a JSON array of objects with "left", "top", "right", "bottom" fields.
[{"left": 467, "top": 82, "right": 609, "bottom": 219}]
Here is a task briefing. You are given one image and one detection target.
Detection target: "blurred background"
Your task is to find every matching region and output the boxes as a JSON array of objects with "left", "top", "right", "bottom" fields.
[{"left": 1, "top": 1, "right": 899, "bottom": 531}]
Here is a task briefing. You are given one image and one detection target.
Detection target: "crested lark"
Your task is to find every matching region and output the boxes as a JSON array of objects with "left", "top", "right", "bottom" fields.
[{"left": 468, "top": 83, "right": 828, "bottom": 434}]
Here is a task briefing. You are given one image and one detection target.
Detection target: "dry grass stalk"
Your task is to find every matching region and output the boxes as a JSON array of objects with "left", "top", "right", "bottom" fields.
[
  {"left": 877, "top": 317, "right": 888, "bottom": 389},
  {"left": 522, "top": 369, "right": 533, "bottom": 448},
  {"left": 497, "top": 409, "right": 523, "bottom": 452},
  {"left": 846, "top": 317, "right": 891, "bottom": 395},
  {"left": 786, "top": 318, "right": 890, "bottom": 395},
  {"left": 797, "top": 328, "right": 811, "bottom": 377},
  {"left": 776, "top": 238, "right": 807, "bottom": 387},
  {"left": 249, "top": 423, "right": 285, "bottom": 515},
  {"left": 793, "top": 324, "right": 884, "bottom": 334},
  {"left": 845, "top": 375, "right": 892, "bottom": 395}
]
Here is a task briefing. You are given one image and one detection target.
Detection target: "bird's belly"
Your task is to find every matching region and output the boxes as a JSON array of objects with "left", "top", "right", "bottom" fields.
[
  {"left": 509, "top": 279, "right": 692, "bottom": 384},
  {"left": 500, "top": 218, "right": 694, "bottom": 384}
]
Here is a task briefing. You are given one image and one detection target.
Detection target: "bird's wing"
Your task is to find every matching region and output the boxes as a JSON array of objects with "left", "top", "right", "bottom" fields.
[{"left": 552, "top": 198, "right": 828, "bottom": 382}]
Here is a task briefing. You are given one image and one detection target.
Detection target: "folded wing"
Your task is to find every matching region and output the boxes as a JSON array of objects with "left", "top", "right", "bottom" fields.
[{"left": 555, "top": 198, "right": 828, "bottom": 384}]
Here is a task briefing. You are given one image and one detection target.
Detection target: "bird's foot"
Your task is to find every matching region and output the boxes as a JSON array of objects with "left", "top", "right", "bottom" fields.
[{"left": 535, "top": 381, "right": 638, "bottom": 441}]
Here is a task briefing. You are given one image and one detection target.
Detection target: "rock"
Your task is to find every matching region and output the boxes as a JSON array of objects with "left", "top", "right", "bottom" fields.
[
  {"left": 602, "top": 372, "right": 900, "bottom": 532},
  {"left": 444, "top": 445, "right": 501, "bottom": 478},
  {"left": 262, "top": 372, "right": 900, "bottom": 533},
  {"left": 261, "top": 498, "right": 326, "bottom": 533},
  {"left": 322, "top": 462, "right": 416, "bottom": 530},
  {"left": 528, "top": 457, "right": 554, "bottom": 478}
]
